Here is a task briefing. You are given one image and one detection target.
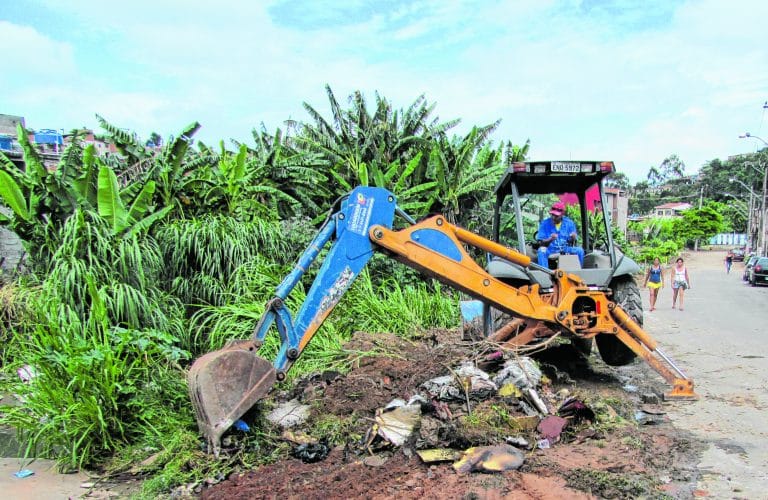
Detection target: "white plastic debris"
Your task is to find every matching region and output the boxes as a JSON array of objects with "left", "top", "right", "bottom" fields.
[
  {"left": 376, "top": 402, "right": 421, "bottom": 446},
  {"left": 421, "top": 362, "right": 497, "bottom": 401},
  {"left": 17, "top": 365, "right": 37, "bottom": 383},
  {"left": 266, "top": 399, "right": 311, "bottom": 429},
  {"left": 493, "top": 357, "right": 541, "bottom": 391}
]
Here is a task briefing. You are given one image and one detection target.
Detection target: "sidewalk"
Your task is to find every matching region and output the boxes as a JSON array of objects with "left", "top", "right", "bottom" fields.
[{"left": 0, "top": 458, "right": 90, "bottom": 500}]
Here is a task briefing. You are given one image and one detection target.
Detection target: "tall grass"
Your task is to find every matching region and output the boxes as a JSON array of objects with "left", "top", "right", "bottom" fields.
[
  {"left": 0, "top": 211, "right": 191, "bottom": 470},
  {"left": 0, "top": 281, "right": 191, "bottom": 470},
  {"left": 155, "top": 215, "right": 289, "bottom": 306},
  {"left": 188, "top": 262, "right": 459, "bottom": 381}
]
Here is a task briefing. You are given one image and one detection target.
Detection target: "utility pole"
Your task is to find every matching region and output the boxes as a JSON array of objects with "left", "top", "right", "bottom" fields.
[
  {"left": 694, "top": 186, "right": 703, "bottom": 251},
  {"left": 762, "top": 155, "right": 768, "bottom": 255},
  {"left": 747, "top": 191, "right": 754, "bottom": 253}
]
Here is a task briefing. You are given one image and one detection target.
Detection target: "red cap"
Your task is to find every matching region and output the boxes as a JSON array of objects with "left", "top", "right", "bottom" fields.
[{"left": 550, "top": 201, "right": 565, "bottom": 216}]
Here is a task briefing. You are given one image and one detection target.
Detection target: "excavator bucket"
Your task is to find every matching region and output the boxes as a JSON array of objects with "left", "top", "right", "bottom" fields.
[{"left": 187, "top": 340, "right": 276, "bottom": 454}]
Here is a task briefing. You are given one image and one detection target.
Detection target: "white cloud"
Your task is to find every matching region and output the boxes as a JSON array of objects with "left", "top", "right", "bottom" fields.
[{"left": 2, "top": 0, "right": 767, "bottom": 183}]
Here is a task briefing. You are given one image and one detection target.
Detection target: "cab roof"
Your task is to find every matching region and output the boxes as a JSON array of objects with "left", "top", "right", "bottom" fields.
[{"left": 494, "top": 160, "right": 615, "bottom": 197}]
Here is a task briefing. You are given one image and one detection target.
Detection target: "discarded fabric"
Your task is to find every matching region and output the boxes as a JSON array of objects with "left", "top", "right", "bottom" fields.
[
  {"left": 376, "top": 403, "right": 421, "bottom": 446},
  {"left": 493, "top": 357, "right": 541, "bottom": 391},
  {"left": 267, "top": 399, "right": 311, "bottom": 429},
  {"left": 416, "top": 448, "right": 462, "bottom": 463},
  {"left": 421, "top": 363, "right": 497, "bottom": 401},
  {"left": 14, "top": 469, "right": 34, "bottom": 478},
  {"left": 537, "top": 415, "right": 569, "bottom": 442},
  {"left": 453, "top": 445, "right": 525, "bottom": 474}
]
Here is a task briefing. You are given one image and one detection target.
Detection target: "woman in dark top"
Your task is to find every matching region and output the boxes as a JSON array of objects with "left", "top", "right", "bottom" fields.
[{"left": 643, "top": 257, "right": 663, "bottom": 312}]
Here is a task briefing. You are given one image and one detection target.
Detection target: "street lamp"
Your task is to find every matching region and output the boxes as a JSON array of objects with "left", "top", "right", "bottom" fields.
[
  {"left": 729, "top": 177, "right": 759, "bottom": 197},
  {"left": 739, "top": 133, "right": 768, "bottom": 255},
  {"left": 722, "top": 193, "right": 748, "bottom": 217}
]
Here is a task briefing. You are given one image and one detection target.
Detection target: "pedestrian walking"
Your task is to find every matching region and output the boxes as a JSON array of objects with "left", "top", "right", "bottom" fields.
[
  {"left": 643, "top": 257, "right": 664, "bottom": 311},
  {"left": 725, "top": 250, "right": 734, "bottom": 274},
  {"left": 671, "top": 257, "right": 691, "bottom": 310}
]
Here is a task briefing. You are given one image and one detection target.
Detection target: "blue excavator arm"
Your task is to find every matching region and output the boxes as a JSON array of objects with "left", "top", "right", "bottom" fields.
[{"left": 253, "top": 187, "right": 397, "bottom": 377}]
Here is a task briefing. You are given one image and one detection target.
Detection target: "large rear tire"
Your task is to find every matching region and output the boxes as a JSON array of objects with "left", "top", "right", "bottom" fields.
[{"left": 596, "top": 276, "right": 641, "bottom": 366}]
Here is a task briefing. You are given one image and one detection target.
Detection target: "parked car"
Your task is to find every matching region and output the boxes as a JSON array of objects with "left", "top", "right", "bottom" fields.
[
  {"left": 732, "top": 248, "right": 746, "bottom": 262},
  {"left": 749, "top": 257, "right": 768, "bottom": 286},
  {"left": 743, "top": 255, "right": 759, "bottom": 281}
]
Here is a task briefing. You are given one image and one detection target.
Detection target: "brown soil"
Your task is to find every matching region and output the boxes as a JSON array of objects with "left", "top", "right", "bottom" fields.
[{"left": 200, "top": 330, "right": 703, "bottom": 499}]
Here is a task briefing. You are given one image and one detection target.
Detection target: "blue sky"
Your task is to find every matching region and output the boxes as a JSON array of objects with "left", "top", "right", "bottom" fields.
[{"left": 1, "top": 0, "right": 767, "bottom": 182}]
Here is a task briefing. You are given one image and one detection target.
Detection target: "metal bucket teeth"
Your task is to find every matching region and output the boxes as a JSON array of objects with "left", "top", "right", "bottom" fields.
[{"left": 187, "top": 341, "right": 276, "bottom": 454}]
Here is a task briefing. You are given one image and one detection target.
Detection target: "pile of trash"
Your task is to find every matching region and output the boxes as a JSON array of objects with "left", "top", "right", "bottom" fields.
[{"left": 267, "top": 352, "right": 599, "bottom": 474}]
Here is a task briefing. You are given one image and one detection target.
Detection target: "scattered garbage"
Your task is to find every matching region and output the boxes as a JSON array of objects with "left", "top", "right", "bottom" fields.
[
  {"left": 504, "top": 436, "right": 531, "bottom": 449},
  {"left": 80, "top": 482, "right": 95, "bottom": 489},
  {"left": 634, "top": 409, "right": 666, "bottom": 425},
  {"left": 233, "top": 419, "right": 250, "bottom": 432},
  {"left": 537, "top": 439, "right": 551, "bottom": 449},
  {"left": 573, "top": 428, "right": 600, "bottom": 444},
  {"left": 641, "top": 392, "right": 661, "bottom": 404},
  {"left": 558, "top": 397, "right": 595, "bottom": 424},
  {"left": 537, "top": 415, "right": 569, "bottom": 442},
  {"left": 453, "top": 445, "right": 525, "bottom": 473},
  {"left": 498, "top": 383, "right": 522, "bottom": 398},
  {"left": 281, "top": 430, "right": 317, "bottom": 445},
  {"left": 525, "top": 388, "right": 550, "bottom": 415},
  {"left": 17, "top": 365, "right": 36, "bottom": 383},
  {"left": 509, "top": 415, "right": 540, "bottom": 432},
  {"left": 267, "top": 399, "right": 311, "bottom": 429},
  {"left": 416, "top": 448, "right": 462, "bottom": 463},
  {"left": 13, "top": 469, "right": 34, "bottom": 479},
  {"left": 421, "top": 363, "right": 497, "bottom": 402},
  {"left": 363, "top": 455, "right": 389, "bottom": 467},
  {"left": 493, "top": 357, "right": 541, "bottom": 391},
  {"left": 374, "top": 401, "right": 421, "bottom": 446},
  {"left": 292, "top": 441, "right": 330, "bottom": 463},
  {"left": 622, "top": 384, "right": 639, "bottom": 393}
]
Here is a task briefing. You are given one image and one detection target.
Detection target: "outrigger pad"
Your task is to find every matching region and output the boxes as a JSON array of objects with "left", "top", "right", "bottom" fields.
[{"left": 188, "top": 341, "right": 276, "bottom": 454}]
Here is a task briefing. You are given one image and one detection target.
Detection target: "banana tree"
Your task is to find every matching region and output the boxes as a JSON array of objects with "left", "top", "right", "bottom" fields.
[
  {"left": 0, "top": 125, "right": 88, "bottom": 265},
  {"left": 426, "top": 122, "right": 506, "bottom": 226},
  {"left": 97, "top": 166, "right": 172, "bottom": 236}
]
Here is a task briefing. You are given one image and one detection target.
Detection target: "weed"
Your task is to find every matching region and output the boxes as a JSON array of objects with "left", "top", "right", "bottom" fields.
[
  {"left": 309, "top": 414, "right": 363, "bottom": 446},
  {"left": 565, "top": 468, "right": 662, "bottom": 498}
]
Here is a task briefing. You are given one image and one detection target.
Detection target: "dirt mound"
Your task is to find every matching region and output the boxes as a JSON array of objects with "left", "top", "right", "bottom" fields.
[{"left": 201, "top": 330, "right": 703, "bottom": 499}]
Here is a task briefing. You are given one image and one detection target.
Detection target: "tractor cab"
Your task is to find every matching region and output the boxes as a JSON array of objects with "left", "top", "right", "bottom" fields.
[{"left": 488, "top": 160, "right": 641, "bottom": 290}]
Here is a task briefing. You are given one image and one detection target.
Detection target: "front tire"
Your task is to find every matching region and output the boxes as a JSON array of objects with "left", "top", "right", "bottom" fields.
[{"left": 596, "top": 276, "right": 641, "bottom": 366}]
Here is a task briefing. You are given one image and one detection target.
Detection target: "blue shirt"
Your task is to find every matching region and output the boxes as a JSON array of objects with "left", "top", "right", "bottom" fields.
[{"left": 537, "top": 216, "right": 578, "bottom": 252}]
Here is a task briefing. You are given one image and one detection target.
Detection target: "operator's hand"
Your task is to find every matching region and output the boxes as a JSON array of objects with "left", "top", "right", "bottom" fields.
[
  {"left": 569, "top": 232, "right": 577, "bottom": 240},
  {"left": 550, "top": 233, "right": 558, "bottom": 242}
]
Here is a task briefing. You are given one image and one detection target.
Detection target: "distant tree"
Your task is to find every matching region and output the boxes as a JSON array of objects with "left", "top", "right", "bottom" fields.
[
  {"left": 672, "top": 203, "right": 725, "bottom": 248},
  {"left": 146, "top": 132, "right": 163, "bottom": 148},
  {"left": 647, "top": 154, "right": 686, "bottom": 187},
  {"left": 605, "top": 171, "right": 630, "bottom": 190}
]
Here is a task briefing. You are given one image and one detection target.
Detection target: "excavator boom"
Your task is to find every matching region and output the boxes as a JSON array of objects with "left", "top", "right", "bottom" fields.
[{"left": 188, "top": 186, "right": 696, "bottom": 453}]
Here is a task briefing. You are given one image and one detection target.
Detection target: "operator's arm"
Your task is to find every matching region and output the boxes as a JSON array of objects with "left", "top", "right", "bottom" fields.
[
  {"left": 565, "top": 218, "right": 578, "bottom": 243},
  {"left": 538, "top": 219, "right": 556, "bottom": 245}
]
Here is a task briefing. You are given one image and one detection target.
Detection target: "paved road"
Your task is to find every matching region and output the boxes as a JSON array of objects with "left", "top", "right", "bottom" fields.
[{"left": 641, "top": 251, "right": 768, "bottom": 499}]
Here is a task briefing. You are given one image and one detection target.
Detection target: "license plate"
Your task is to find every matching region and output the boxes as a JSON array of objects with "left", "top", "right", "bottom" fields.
[{"left": 551, "top": 162, "right": 581, "bottom": 172}]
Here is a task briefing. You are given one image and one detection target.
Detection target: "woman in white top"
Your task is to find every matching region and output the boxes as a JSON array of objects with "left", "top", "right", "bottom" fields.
[{"left": 670, "top": 257, "right": 691, "bottom": 310}]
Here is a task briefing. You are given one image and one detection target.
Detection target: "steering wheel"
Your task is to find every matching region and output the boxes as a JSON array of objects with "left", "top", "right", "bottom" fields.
[{"left": 530, "top": 229, "right": 542, "bottom": 249}]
